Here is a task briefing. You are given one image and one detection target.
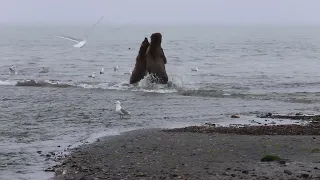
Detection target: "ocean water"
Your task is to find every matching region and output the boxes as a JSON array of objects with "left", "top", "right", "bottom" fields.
[{"left": 1, "top": 24, "right": 320, "bottom": 180}]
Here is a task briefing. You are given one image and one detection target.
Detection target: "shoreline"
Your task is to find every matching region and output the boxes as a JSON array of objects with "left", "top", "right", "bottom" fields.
[{"left": 53, "top": 124, "right": 320, "bottom": 180}]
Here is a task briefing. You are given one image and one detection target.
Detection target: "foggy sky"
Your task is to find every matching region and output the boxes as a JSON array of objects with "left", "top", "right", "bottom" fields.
[{"left": 1, "top": 0, "right": 320, "bottom": 25}]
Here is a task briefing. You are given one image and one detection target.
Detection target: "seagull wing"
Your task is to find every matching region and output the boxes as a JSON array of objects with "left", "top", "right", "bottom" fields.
[
  {"left": 56, "top": 36, "right": 81, "bottom": 43},
  {"left": 121, "top": 108, "right": 131, "bottom": 115},
  {"left": 84, "top": 16, "right": 104, "bottom": 39},
  {"left": 90, "top": 16, "right": 104, "bottom": 29}
]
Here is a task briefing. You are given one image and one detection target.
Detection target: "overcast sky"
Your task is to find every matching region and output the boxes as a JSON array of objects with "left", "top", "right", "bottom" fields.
[{"left": 1, "top": 0, "right": 320, "bottom": 25}]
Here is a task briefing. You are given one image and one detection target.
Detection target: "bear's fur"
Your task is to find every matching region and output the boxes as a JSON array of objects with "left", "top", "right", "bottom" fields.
[
  {"left": 145, "top": 33, "right": 168, "bottom": 84},
  {"left": 129, "top": 37, "right": 150, "bottom": 84}
]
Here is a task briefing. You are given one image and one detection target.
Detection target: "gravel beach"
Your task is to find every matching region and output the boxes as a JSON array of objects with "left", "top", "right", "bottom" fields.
[{"left": 53, "top": 125, "right": 320, "bottom": 180}]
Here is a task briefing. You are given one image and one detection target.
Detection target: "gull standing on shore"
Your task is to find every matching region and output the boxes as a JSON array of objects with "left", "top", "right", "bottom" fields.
[
  {"left": 9, "top": 65, "right": 18, "bottom": 75},
  {"left": 191, "top": 67, "right": 199, "bottom": 72},
  {"left": 115, "top": 101, "right": 131, "bottom": 119},
  {"left": 88, "top": 72, "right": 96, "bottom": 78},
  {"left": 114, "top": 65, "right": 119, "bottom": 72},
  {"left": 56, "top": 16, "right": 104, "bottom": 48},
  {"left": 100, "top": 68, "right": 104, "bottom": 74}
]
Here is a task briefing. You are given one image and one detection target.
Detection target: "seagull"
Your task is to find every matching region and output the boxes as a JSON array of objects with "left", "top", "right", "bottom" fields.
[
  {"left": 88, "top": 72, "right": 96, "bottom": 78},
  {"left": 191, "top": 67, "right": 199, "bottom": 72},
  {"left": 115, "top": 101, "right": 131, "bottom": 119},
  {"left": 39, "top": 67, "right": 49, "bottom": 73},
  {"left": 56, "top": 16, "right": 104, "bottom": 48},
  {"left": 100, "top": 68, "right": 104, "bottom": 74},
  {"left": 9, "top": 65, "right": 18, "bottom": 75},
  {"left": 56, "top": 36, "right": 87, "bottom": 48},
  {"left": 114, "top": 65, "right": 119, "bottom": 72}
]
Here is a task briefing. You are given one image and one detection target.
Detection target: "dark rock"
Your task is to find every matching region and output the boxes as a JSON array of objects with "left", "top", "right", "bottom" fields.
[
  {"left": 284, "top": 169, "right": 292, "bottom": 175},
  {"left": 44, "top": 167, "right": 55, "bottom": 172},
  {"left": 171, "top": 174, "right": 178, "bottom": 177},
  {"left": 261, "top": 155, "right": 281, "bottom": 162},
  {"left": 57, "top": 145, "right": 61, "bottom": 147},
  {"left": 300, "top": 173, "right": 309, "bottom": 178},
  {"left": 314, "top": 167, "right": 318, "bottom": 169},
  {"left": 278, "top": 160, "right": 286, "bottom": 164},
  {"left": 134, "top": 172, "right": 147, "bottom": 177},
  {"left": 46, "top": 154, "right": 51, "bottom": 158},
  {"left": 226, "top": 168, "right": 231, "bottom": 170},
  {"left": 36, "top": 151, "right": 42, "bottom": 154},
  {"left": 79, "top": 176, "right": 97, "bottom": 180},
  {"left": 313, "top": 137, "right": 316, "bottom": 139},
  {"left": 242, "top": 170, "right": 249, "bottom": 174},
  {"left": 231, "top": 174, "right": 236, "bottom": 177},
  {"left": 231, "top": 115, "right": 240, "bottom": 118}
]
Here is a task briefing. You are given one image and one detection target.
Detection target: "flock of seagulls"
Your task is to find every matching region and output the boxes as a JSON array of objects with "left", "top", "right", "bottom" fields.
[{"left": 87, "top": 65, "right": 131, "bottom": 79}]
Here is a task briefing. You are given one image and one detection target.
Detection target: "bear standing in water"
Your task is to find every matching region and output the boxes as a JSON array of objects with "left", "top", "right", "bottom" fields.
[
  {"left": 129, "top": 37, "right": 150, "bottom": 84},
  {"left": 145, "top": 33, "right": 168, "bottom": 84}
]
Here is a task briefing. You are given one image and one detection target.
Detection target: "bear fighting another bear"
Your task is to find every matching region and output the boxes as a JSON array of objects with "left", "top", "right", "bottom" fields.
[{"left": 129, "top": 33, "right": 168, "bottom": 85}]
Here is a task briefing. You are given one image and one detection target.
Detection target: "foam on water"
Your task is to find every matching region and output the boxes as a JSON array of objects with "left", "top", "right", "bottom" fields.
[{"left": 0, "top": 80, "right": 17, "bottom": 86}]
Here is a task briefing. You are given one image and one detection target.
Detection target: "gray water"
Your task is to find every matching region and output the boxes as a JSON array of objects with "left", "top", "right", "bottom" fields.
[{"left": 1, "top": 25, "right": 320, "bottom": 180}]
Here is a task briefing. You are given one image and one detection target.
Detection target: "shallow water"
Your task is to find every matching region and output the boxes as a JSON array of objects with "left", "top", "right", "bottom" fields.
[{"left": 1, "top": 25, "right": 320, "bottom": 180}]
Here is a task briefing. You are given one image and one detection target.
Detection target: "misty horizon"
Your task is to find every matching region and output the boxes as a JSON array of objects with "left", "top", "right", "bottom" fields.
[{"left": 1, "top": 0, "right": 320, "bottom": 26}]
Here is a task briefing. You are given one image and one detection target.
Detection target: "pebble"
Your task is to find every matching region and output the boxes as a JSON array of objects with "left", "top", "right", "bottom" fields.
[
  {"left": 44, "top": 167, "right": 55, "bottom": 172},
  {"left": 284, "top": 169, "right": 292, "bottom": 175},
  {"left": 231, "top": 115, "right": 240, "bottom": 118},
  {"left": 300, "top": 173, "right": 309, "bottom": 178},
  {"left": 242, "top": 170, "right": 249, "bottom": 174}
]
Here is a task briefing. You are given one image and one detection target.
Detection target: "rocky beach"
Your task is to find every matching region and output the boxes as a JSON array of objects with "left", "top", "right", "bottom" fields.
[{"left": 53, "top": 120, "right": 320, "bottom": 180}]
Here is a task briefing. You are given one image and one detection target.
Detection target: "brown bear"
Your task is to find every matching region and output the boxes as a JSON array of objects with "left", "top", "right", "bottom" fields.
[
  {"left": 129, "top": 37, "right": 150, "bottom": 84},
  {"left": 145, "top": 32, "right": 168, "bottom": 84}
]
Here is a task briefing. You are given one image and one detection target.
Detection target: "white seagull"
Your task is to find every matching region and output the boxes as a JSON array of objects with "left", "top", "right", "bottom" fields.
[
  {"left": 9, "top": 65, "right": 18, "bottom": 75},
  {"left": 88, "top": 72, "right": 96, "bottom": 78},
  {"left": 39, "top": 67, "right": 49, "bottom": 73},
  {"left": 56, "top": 36, "right": 87, "bottom": 48},
  {"left": 114, "top": 65, "right": 119, "bottom": 72},
  {"left": 100, "top": 68, "right": 104, "bottom": 74},
  {"left": 191, "top": 67, "right": 199, "bottom": 72},
  {"left": 56, "top": 16, "right": 104, "bottom": 48},
  {"left": 115, "top": 101, "right": 131, "bottom": 119}
]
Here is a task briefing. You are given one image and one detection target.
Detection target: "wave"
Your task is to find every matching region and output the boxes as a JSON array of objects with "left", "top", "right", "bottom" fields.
[
  {"left": 0, "top": 75, "right": 182, "bottom": 94},
  {"left": 15, "top": 79, "right": 72, "bottom": 88},
  {"left": 1, "top": 77, "right": 320, "bottom": 103}
]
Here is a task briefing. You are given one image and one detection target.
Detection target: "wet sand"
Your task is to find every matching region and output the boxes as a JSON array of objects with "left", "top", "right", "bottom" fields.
[{"left": 53, "top": 125, "right": 320, "bottom": 180}]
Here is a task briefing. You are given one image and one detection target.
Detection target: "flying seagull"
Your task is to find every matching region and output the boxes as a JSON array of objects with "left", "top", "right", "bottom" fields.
[
  {"left": 115, "top": 101, "right": 131, "bottom": 119},
  {"left": 56, "top": 16, "right": 104, "bottom": 48}
]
